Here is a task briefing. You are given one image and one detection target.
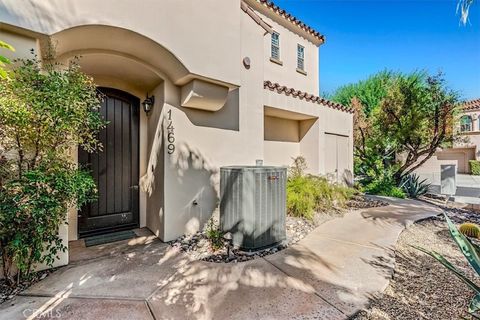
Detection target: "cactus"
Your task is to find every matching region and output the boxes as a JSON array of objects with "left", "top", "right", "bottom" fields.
[{"left": 459, "top": 223, "right": 480, "bottom": 239}]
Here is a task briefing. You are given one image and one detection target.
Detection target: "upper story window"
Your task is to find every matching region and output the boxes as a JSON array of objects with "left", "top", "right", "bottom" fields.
[
  {"left": 271, "top": 32, "right": 280, "bottom": 60},
  {"left": 297, "top": 44, "right": 305, "bottom": 70},
  {"left": 460, "top": 115, "right": 473, "bottom": 132}
]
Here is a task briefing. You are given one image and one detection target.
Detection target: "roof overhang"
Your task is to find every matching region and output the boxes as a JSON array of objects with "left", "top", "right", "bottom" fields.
[{"left": 244, "top": 0, "right": 325, "bottom": 46}]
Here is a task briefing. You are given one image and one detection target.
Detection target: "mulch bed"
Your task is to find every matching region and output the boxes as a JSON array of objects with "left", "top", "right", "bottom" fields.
[{"left": 169, "top": 194, "right": 389, "bottom": 263}]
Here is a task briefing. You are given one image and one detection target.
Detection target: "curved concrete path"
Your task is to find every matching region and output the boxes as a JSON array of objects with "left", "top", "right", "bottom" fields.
[{"left": 0, "top": 197, "right": 442, "bottom": 320}]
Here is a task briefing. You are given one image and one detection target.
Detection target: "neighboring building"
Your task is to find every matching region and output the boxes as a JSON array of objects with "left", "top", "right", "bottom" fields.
[
  {"left": 0, "top": 0, "right": 353, "bottom": 267},
  {"left": 457, "top": 99, "right": 480, "bottom": 161},
  {"left": 414, "top": 98, "right": 480, "bottom": 175}
]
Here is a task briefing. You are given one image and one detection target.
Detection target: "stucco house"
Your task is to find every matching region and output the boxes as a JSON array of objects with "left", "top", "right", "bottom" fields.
[
  {"left": 455, "top": 99, "right": 480, "bottom": 166},
  {"left": 413, "top": 98, "right": 480, "bottom": 175},
  {"left": 0, "top": 0, "right": 353, "bottom": 268}
]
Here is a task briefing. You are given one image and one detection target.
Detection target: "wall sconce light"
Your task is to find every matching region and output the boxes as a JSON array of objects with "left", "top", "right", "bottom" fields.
[{"left": 142, "top": 94, "right": 155, "bottom": 114}]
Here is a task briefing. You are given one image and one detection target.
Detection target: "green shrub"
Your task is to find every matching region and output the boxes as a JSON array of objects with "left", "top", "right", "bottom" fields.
[
  {"left": 286, "top": 157, "right": 355, "bottom": 220},
  {"left": 387, "top": 187, "right": 407, "bottom": 199},
  {"left": 286, "top": 175, "right": 318, "bottom": 220},
  {"left": 205, "top": 219, "right": 224, "bottom": 251},
  {"left": 0, "top": 162, "right": 96, "bottom": 279},
  {"left": 363, "top": 174, "right": 406, "bottom": 198},
  {"left": 470, "top": 160, "right": 480, "bottom": 176},
  {"left": 400, "top": 173, "right": 430, "bottom": 198},
  {"left": 459, "top": 223, "right": 480, "bottom": 239},
  {"left": 287, "top": 175, "right": 355, "bottom": 220},
  {"left": 0, "top": 56, "right": 105, "bottom": 285},
  {"left": 310, "top": 175, "right": 356, "bottom": 211}
]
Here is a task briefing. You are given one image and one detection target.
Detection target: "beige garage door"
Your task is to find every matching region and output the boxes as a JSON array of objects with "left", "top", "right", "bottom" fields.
[{"left": 325, "top": 133, "right": 351, "bottom": 183}]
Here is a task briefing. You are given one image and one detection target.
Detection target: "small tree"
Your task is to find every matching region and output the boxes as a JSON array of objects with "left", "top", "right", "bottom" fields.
[
  {"left": 332, "top": 71, "right": 459, "bottom": 186},
  {"left": 0, "top": 55, "right": 105, "bottom": 285}
]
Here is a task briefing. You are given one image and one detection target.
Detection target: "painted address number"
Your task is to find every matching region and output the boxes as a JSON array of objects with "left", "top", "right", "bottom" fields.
[{"left": 167, "top": 109, "right": 175, "bottom": 154}]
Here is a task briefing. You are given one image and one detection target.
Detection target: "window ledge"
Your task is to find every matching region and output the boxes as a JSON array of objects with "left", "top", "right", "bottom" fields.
[
  {"left": 270, "top": 57, "right": 283, "bottom": 66},
  {"left": 296, "top": 68, "right": 307, "bottom": 76},
  {"left": 461, "top": 131, "right": 480, "bottom": 135}
]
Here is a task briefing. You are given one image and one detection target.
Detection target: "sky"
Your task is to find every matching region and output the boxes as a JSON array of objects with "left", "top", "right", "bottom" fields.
[{"left": 274, "top": 0, "right": 480, "bottom": 100}]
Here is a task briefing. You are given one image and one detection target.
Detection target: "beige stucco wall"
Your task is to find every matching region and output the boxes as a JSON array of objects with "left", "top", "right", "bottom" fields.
[
  {"left": 263, "top": 88, "right": 354, "bottom": 177},
  {"left": 1, "top": 0, "right": 354, "bottom": 253},
  {"left": 437, "top": 148, "right": 475, "bottom": 173},
  {"left": 259, "top": 13, "right": 319, "bottom": 95},
  {"left": 264, "top": 141, "right": 299, "bottom": 167},
  {"left": 454, "top": 110, "right": 480, "bottom": 160},
  {"left": 158, "top": 6, "right": 267, "bottom": 241},
  {"left": 0, "top": 29, "right": 39, "bottom": 60},
  {"left": 410, "top": 154, "right": 458, "bottom": 174},
  {"left": 264, "top": 116, "right": 300, "bottom": 142},
  {"left": 263, "top": 115, "right": 321, "bottom": 173},
  {"left": 0, "top": 0, "right": 242, "bottom": 86}
]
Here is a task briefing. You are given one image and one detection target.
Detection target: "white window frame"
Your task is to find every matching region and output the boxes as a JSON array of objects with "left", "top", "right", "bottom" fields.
[
  {"left": 297, "top": 44, "right": 305, "bottom": 70},
  {"left": 271, "top": 32, "right": 280, "bottom": 60}
]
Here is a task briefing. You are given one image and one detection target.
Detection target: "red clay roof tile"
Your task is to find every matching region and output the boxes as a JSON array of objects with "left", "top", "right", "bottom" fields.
[
  {"left": 463, "top": 98, "right": 480, "bottom": 111},
  {"left": 256, "top": 0, "right": 325, "bottom": 44},
  {"left": 264, "top": 81, "right": 353, "bottom": 114}
]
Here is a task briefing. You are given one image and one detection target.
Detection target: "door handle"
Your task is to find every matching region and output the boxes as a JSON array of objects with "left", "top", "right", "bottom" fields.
[{"left": 130, "top": 185, "right": 139, "bottom": 190}]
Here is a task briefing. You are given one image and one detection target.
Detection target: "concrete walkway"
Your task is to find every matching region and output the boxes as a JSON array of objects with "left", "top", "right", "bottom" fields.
[{"left": 0, "top": 198, "right": 442, "bottom": 320}]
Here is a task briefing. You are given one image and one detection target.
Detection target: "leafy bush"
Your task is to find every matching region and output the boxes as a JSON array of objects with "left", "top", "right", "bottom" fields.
[
  {"left": 0, "top": 162, "right": 96, "bottom": 279},
  {"left": 205, "top": 218, "right": 224, "bottom": 251},
  {"left": 417, "top": 214, "right": 480, "bottom": 316},
  {"left": 0, "top": 55, "right": 105, "bottom": 285},
  {"left": 459, "top": 223, "right": 480, "bottom": 239},
  {"left": 400, "top": 173, "right": 431, "bottom": 198},
  {"left": 470, "top": 160, "right": 480, "bottom": 176},
  {"left": 363, "top": 173, "right": 406, "bottom": 199},
  {"left": 310, "top": 176, "right": 356, "bottom": 211},
  {"left": 287, "top": 173, "right": 355, "bottom": 220},
  {"left": 286, "top": 175, "right": 318, "bottom": 220}
]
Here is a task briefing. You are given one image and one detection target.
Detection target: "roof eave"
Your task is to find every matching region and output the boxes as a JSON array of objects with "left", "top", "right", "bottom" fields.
[{"left": 244, "top": 0, "right": 325, "bottom": 46}]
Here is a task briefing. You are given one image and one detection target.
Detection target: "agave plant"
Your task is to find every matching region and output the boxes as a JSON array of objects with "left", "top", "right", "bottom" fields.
[
  {"left": 416, "top": 213, "right": 480, "bottom": 316},
  {"left": 400, "top": 173, "right": 431, "bottom": 198}
]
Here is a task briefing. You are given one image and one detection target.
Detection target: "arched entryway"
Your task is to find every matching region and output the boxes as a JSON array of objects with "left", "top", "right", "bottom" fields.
[
  {"left": 78, "top": 88, "right": 140, "bottom": 237},
  {"left": 50, "top": 25, "right": 176, "bottom": 240}
]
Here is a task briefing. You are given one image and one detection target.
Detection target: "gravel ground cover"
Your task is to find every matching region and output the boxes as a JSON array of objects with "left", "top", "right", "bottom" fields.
[
  {"left": 169, "top": 195, "right": 389, "bottom": 263},
  {"left": 421, "top": 194, "right": 480, "bottom": 225},
  {"left": 351, "top": 217, "right": 477, "bottom": 320}
]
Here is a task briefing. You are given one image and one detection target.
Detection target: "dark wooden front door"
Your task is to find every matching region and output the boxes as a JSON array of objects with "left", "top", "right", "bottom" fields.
[{"left": 78, "top": 88, "right": 140, "bottom": 237}]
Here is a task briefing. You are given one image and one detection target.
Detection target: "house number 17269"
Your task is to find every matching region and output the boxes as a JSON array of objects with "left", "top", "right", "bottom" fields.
[{"left": 167, "top": 109, "right": 175, "bottom": 154}]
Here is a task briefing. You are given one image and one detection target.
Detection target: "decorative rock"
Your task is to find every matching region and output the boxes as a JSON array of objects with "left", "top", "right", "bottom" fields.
[{"left": 167, "top": 194, "right": 389, "bottom": 264}]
